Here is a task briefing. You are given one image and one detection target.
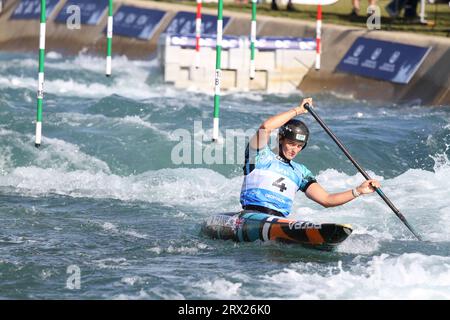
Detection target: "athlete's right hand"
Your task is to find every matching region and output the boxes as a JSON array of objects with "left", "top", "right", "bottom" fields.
[
  {"left": 357, "top": 179, "right": 381, "bottom": 195},
  {"left": 294, "top": 98, "right": 312, "bottom": 116}
]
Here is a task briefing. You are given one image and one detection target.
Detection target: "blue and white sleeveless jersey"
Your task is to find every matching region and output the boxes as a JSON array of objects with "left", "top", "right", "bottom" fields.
[{"left": 240, "top": 144, "right": 317, "bottom": 217}]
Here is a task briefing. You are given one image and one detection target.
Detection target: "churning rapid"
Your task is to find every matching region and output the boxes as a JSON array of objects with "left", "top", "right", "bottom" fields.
[{"left": 0, "top": 51, "right": 449, "bottom": 299}]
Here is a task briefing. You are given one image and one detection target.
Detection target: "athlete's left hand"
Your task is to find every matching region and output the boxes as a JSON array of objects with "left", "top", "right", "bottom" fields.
[
  {"left": 294, "top": 98, "right": 312, "bottom": 115},
  {"left": 357, "top": 179, "right": 381, "bottom": 195}
]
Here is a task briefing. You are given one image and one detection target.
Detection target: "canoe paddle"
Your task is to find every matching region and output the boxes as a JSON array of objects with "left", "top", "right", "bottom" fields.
[{"left": 304, "top": 103, "right": 422, "bottom": 241}]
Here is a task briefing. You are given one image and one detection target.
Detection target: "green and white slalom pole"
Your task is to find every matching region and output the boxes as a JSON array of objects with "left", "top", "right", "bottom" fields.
[
  {"left": 249, "top": 0, "right": 257, "bottom": 80},
  {"left": 35, "top": 0, "right": 46, "bottom": 148},
  {"left": 212, "top": 0, "right": 224, "bottom": 142},
  {"left": 106, "top": 0, "right": 113, "bottom": 77}
]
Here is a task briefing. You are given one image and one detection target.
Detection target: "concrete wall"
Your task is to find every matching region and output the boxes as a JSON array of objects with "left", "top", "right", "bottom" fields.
[{"left": 0, "top": 0, "right": 449, "bottom": 105}]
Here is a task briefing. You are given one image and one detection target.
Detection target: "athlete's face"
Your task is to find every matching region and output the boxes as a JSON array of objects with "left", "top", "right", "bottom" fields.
[{"left": 280, "top": 138, "right": 304, "bottom": 160}]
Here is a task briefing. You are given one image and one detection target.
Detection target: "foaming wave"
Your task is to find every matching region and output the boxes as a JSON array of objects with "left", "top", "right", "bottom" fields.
[
  {"left": 148, "top": 242, "right": 209, "bottom": 255},
  {"left": 64, "top": 54, "right": 157, "bottom": 74},
  {"left": 0, "top": 128, "right": 108, "bottom": 174},
  {"left": 430, "top": 146, "right": 450, "bottom": 172},
  {"left": 96, "top": 222, "right": 148, "bottom": 240},
  {"left": 0, "top": 129, "right": 110, "bottom": 174},
  {"left": 0, "top": 57, "right": 38, "bottom": 70},
  {"left": 92, "top": 257, "right": 130, "bottom": 270},
  {"left": 121, "top": 116, "right": 159, "bottom": 130},
  {"left": 0, "top": 53, "right": 156, "bottom": 75},
  {"left": 50, "top": 112, "right": 168, "bottom": 137},
  {"left": 46, "top": 52, "right": 63, "bottom": 60},
  {"left": 291, "top": 165, "right": 450, "bottom": 242},
  {"left": 252, "top": 253, "right": 450, "bottom": 299},
  {"left": 226, "top": 91, "right": 264, "bottom": 102},
  {"left": 194, "top": 279, "right": 242, "bottom": 299},
  {"left": 0, "top": 166, "right": 242, "bottom": 209},
  {"left": 0, "top": 75, "right": 182, "bottom": 100},
  {"left": 36, "top": 136, "right": 111, "bottom": 173},
  {"left": 0, "top": 52, "right": 179, "bottom": 100},
  {"left": 120, "top": 276, "right": 144, "bottom": 286},
  {"left": 337, "top": 233, "right": 381, "bottom": 254},
  {"left": 388, "top": 151, "right": 450, "bottom": 242}
]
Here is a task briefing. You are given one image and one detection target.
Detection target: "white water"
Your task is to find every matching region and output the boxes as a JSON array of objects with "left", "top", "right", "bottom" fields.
[
  {"left": 1, "top": 138, "right": 449, "bottom": 242},
  {"left": 1, "top": 51, "right": 449, "bottom": 300}
]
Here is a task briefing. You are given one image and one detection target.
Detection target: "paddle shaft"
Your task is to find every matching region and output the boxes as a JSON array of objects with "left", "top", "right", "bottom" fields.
[{"left": 304, "top": 103, "right": 422, "bottom": 241}]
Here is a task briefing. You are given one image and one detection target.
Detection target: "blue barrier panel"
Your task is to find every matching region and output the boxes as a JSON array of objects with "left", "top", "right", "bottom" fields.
[
  {"left": 107, "top": 5, "right": 166, "bottom": 40},
  {"left": 169, "top": 34, "right": 240, "bottom": 49},
  {"left": 336, "top": 37, "right": 431, "bottom": 84},
  {"left": 168, "top": 35, "right": 315, "bottom": 51},
  {"left": 54, "top": 0, "right": 108, "bottom": 25},
  {"left": 255, "top": 37, "right": 316, "bottom": 50},
  {"left": 10, "top": 0, "right": 59, "bottom": 20},
  {"left": 164, "top": 11, "right": 230, "bottom": 35}
]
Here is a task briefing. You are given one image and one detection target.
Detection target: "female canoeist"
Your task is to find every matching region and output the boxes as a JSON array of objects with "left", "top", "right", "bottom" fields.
[{"left": 240, "top": 98, "right": 381, "bottom": 217}]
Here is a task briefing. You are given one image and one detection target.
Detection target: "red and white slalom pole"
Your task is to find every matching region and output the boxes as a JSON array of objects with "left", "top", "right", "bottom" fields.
[
  {"left": 195, "top": 0, "right": 202, "bottom": 69},
  {"left": 315, "top": 4, "right": 322, "bottom": 70}
]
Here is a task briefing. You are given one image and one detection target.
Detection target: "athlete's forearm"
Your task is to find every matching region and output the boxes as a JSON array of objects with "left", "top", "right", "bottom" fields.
[
  {"left": 308, "top": 181, "right": 376, "bottom": 208},
  {"left": 249, "top": 108, "right": 299, "bottom": 149},
  {"left": 249, "top": 98, "right": 311, "bottom": 150},
  {"left": 323, "top": 190, "right": 356, "bottom": 207},
  {"left": 261, "top": 108, "right": 299, "bottom": 132},
  {"left": 261, "top": 97, "right": 311, "bottom": 132}
]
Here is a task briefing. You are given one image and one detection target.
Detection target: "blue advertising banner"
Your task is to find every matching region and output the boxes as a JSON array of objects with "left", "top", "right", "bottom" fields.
[
  {"left": 10, "top": 0, "right": 59, "bottom": 20},
  {"left": 54, "top": 0, "right": 108, "bottom": 25},
  {"left": 336, "top": 38, "right": 431, "bottom": 84},
  {"left": 164, "top": 11, "right": 230, "bottom": 35},
  {"left": 108, "top": 5, "right": 166, "bottom": 40}
]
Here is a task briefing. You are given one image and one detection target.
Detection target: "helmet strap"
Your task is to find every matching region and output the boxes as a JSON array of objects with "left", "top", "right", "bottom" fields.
[{"left": 278, "top": 140, "right": 290, "bottom": 162}]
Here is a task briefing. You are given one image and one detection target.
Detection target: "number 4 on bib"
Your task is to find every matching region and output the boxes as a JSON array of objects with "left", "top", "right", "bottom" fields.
[{"left": 272, "top": 178, "right": 287, "bottom": 192}]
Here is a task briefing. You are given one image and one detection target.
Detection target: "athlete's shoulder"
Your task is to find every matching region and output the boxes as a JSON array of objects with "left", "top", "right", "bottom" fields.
[
  {"left": 291, "top": 161, "right": 317, "bottom": 191},
  {"left": 291, "top": 161, "right": 314, "bottom": 177},
  {"left": 290, "top": 160, "right": 308, "bottom": 171}
]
